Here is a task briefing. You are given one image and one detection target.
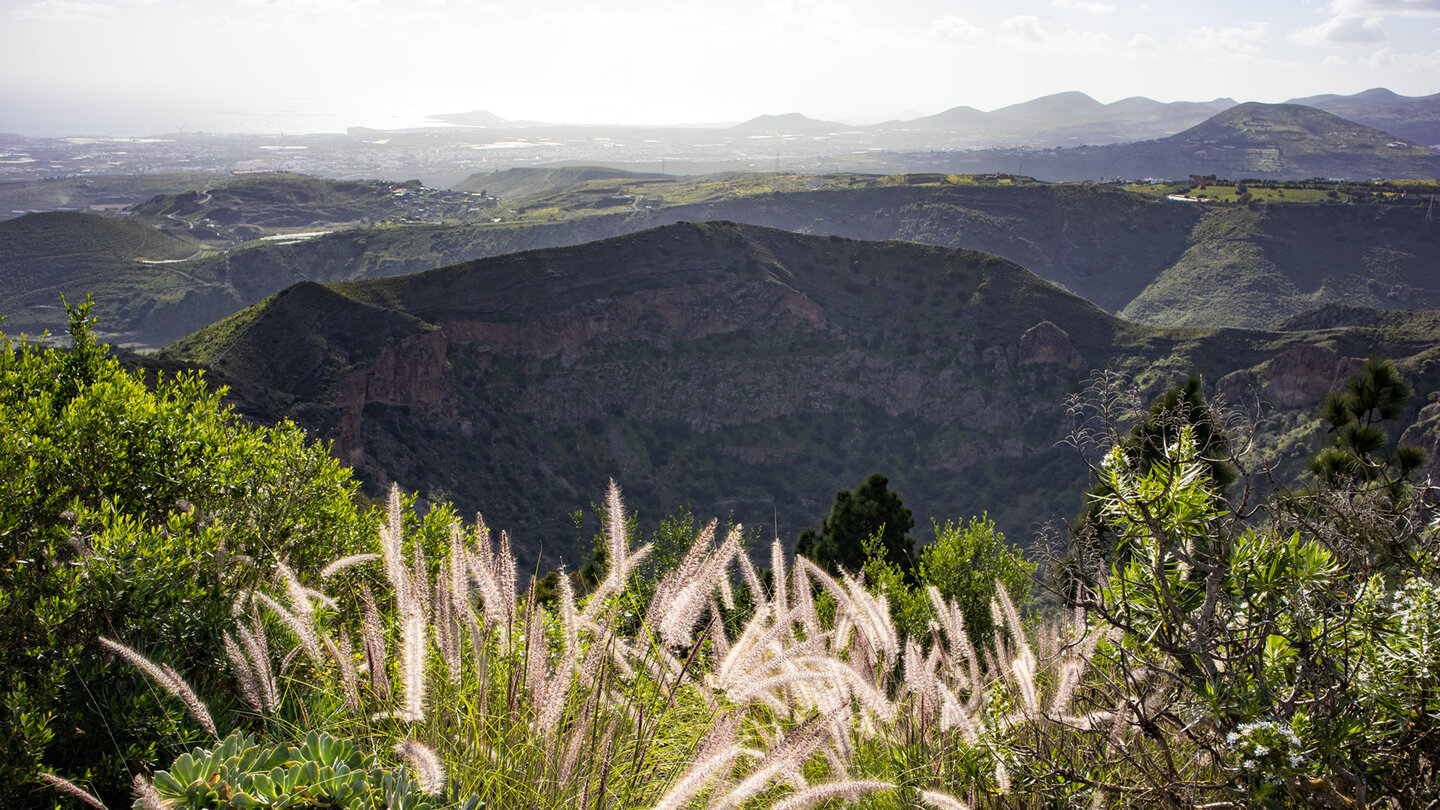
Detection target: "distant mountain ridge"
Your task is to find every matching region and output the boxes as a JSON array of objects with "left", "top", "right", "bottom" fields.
[{"left": 1286, "top": 87, "right": 1440, "bottom": 147}]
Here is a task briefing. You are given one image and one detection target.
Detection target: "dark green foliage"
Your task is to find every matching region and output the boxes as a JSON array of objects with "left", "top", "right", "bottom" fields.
[
  {"left": 1128, "top": 375, "right": 1236, "bottom": 491},
  {"left": 863, "top": 514, "right": 1035, "bottom": 652},
  {"left": 0, "top": 300, "right": 371, "bottom": 808},
  {"left": 1074, "top": 375, "right": 1236, "bottom": 559},
  {"left": 796, "top": 473, "right": 914, "bottom": 575},
  {"left": 1309, "top": 356, "right": 1427, "bottom": 491}
]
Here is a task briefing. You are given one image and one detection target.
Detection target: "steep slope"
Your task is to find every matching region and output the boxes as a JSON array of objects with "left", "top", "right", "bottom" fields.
[
  {"left": 1133, "top": 102, "right": 1440, "bottom": 178},
  {"left": 1121, "top": 204, "right": 1440, "bottom": 328},
  {"left": 926, "top": 102, "right": 1440, "bottom": 181},
  {"left": 165, "top": 222, "right": 1440, "bottom": 572},
  {"left": 0, "top": 211, "right": 226, "bottom": 340},
  {"left": 1288, "top": 88, "right": 1440, "bottom": 148},
  {"left": 21, "top": 174, "right": 1437, "bottom": 346}
]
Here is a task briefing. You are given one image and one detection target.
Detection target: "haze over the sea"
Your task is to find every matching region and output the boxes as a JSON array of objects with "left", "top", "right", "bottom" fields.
[{"left": 2, "top": 0, "right": 1438, "bottom": 136}]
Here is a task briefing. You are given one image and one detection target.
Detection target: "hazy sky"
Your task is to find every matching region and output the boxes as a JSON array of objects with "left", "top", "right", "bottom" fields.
[{"left": 2, "top": 0, "right": 1438, "bottom": 134}]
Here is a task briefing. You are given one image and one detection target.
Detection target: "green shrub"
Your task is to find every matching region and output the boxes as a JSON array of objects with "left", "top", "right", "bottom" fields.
[{"left": 1, "top": 300, "right": 371, "bottom": 807}]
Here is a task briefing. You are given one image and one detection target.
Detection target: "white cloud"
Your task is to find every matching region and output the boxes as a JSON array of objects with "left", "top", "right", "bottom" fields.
[
  {"left": 1187, "top": 23, "right": 1268, "bottom": 55},
  {"left": 996, "top": 14, "right": 1115, "bottom": 53},
  {"left": 998, "top": 14, "right": 1049, "bottom": 44},
  {"left": 1125, "top": 32, "right": 1162, "bottom": 51},
  {"left": 762, "top": 0, "right": 873, "bottom": 43},
  {"left": 1332, "top": 0, "right": 1440, "bottom": 16},
  {"left": 1052, "top": 0, "right": 1117, "bottom": 12},
  {"left": 10, "top": 0, "right": 114, "bottom": 23},
  {"left": 1355, "top": 44, "right": 1440, "bottom": 68},
  {"left": 1291, "top": 14, "right": 1386, "bottom": 44},
  {"left": 927, "top": 14, "right": 982, "bottom": 40}
]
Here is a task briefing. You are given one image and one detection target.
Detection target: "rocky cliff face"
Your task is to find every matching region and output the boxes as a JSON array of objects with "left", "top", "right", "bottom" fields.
[{"left": 169, "top": 222, "right": 1440, "bottom": 569}]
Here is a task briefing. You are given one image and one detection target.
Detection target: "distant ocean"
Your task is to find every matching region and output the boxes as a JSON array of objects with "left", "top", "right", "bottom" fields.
[{"left": 0, "top": 99, "right": 451, "bottom": 138}]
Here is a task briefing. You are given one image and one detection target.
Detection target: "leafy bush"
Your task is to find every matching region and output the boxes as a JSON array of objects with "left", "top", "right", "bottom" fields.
[{"left": 1, "top": 301, "right": 370, "bottom": 807}]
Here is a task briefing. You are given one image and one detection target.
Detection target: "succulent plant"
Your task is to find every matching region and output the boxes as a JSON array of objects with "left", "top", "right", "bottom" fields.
[{"left": 143, "top": 730, "right": 481, "bottom": 810}]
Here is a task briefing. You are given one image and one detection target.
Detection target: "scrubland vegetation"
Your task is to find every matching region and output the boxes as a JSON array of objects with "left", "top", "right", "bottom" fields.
[{"left": 5, "top": 303, "right": 1438, "bottom": 808}]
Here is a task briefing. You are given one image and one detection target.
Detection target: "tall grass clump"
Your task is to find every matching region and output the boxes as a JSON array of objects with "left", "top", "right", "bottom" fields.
[{"left": 91, "top": 475, "right": 1106, "bottom": 809}]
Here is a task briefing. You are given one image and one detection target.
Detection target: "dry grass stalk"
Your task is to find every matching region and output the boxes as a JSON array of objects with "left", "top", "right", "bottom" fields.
[
  {"left": 649, "top": 744, "right": 748, "bottom": 810},
  {"left": 37, "top": 772, "right": 106, "bottom": 809},
  {"left": 771, "top": 779, "right": 895, "bottom": 810},
  {"left": 919, "top": 789, "right": 973, "bottom": 810},
  {"left": 132, "top": 774, "right": 165, "bottom": 810},
  {"left": 360, "top": 583, "right": 391, "bottom": 702},
  {"left": 97, "top": 637, "right": 217, "bottom": 737},
  {"left": 319, "top": 552, "right": 380, "bottom": 581},
  {"left": 325, "top": 629, "right": 361, "bottom": 712},
  {"left": 223, "top": 630, "right": 265, "bottom": 714},
  {"left": 394, "top": 740, "right": 447, "bottom": 795},
  {"left": 253, "top": 591, "right": 323, "bottom": 669}
]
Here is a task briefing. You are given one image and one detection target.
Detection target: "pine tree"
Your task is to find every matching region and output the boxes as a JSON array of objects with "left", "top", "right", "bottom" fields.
[{"left": 796, "top": 473, "right": 914, "bottom": 575}]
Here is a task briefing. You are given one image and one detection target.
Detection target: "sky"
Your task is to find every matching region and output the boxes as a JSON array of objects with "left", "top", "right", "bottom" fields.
[{"left": 1, "top": 0, "right": 1438, "bottom": 135}]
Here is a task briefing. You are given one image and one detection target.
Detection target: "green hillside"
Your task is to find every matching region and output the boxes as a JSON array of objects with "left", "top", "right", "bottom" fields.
[
  {"left": 165, "top": 222, "right": 1440, "bottom": 570},
  {"left": 11, "top": 172, "right": 1437, "bottom": 346},
  {"left": 0, "top": 172, "right": 218, "bottom": 220},
  {"left": 1122, "top": 204, "right": 1440, "bottom": 327},
  {"left": 0, "top": 211, "right": 227, "bottom": 342}
]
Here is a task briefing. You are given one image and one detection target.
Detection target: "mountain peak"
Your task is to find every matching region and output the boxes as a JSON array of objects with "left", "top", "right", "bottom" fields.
[{"left": 731, "top": 113, "right": 845, "bottom": 133}]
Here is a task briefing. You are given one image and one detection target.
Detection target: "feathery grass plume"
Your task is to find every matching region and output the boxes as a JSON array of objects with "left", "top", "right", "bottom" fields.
[
  {"left": 1047, "top": 618, "right": 1101, "bottom": 721},
  {"left": 433, "top": 562, "right": 462, "bottom": 684},
  {"left": 371, "top": 486, "right": 431, "bottom": 722},
  {"left": 320, "top": 552, "right": 380, "bottom": 581},
  {"left": 395, "top": 612, "right": 429, "bottom": 721},
  {"left": 792, "top": 562, "right": 819, "bottom": 639},
  {"left": 654, "top": 524, "right": 742, "bottom": 649},
  {"left": 467, "top": 520, "right": 511, "bottom": 628},
  {"left": 927, "top": 586, "right": 980, "bottom": 699},
  {"left": 325, "top": 628, "right": 361, "bottom": 713},
  {"left": 649, "top": 518, "right": 716, "bottom": 619},
  {"left": 605, "top": 478, "right": 627, "bottom": 589},
  {"left": 841, "top": 571, "right": 898, "bottom": 673},
  {"left": 522, "top": 597, "right": 551, "bottom": 715},
  {"left": 919, "top": 789, "right": 973, "bottom": 810},
  {"left": 223, "top": 629, "right": 265, "bottom": 714},
  {"left": 557, "top": 684, "right": 595, "bottom": 786},
  {"left": 447, "top": 525, "right": 487, "bottom": 673},
  {"left": 360, "top": 583, "right": 392, "bottom": 701},
  {"left": 240, "top": 605, "right": 278, "bottom": 712},
  {"left": 770, "top": 536, "right": 789, "bottom": 620},
  {"left": 37, "top": 772, "right": 106, "bottom": 809},
  {"left": 649, "top": 745, "right": 749, "bottom": 810},
  {"left": 584, "top": 480, "right": 653, "bottom": 614},
  {"left": 772, "top": 779, "right": 895, "bottom": 810},
  {"left": 701, "top": 601, "right": 731, "bottom": 673},
  {"left": 941, "top": 689, "right": 980, "bottom": 743},
  {"left": 394, "top": 741, "right": 447, "bottom": 796},
  {"left": 737, "top": 547, "right": 767, "bottom": 607},
  {"left": 382, "top": 484, "right": 406, "bottom": 588},
  {"left": 711, "top": 711, "right": 835, "bottom": 810},
  {"left": 132, "top": 774, "right": 164, "bottom": 810},
  {"left": 993, "top": 582, "right": 1038, "bottom": 718},
  {"left": 995, "top": 758, "right": 1012, "bottom": 794},
  {"left": 253, "top": 591, "right": 323, "bottom": 668},
  {"left": 97, "top": 637, "right": 217, "bottom": 736},
  {"left": 903, "top": 636, "right": 938, "bottom": 724}
]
